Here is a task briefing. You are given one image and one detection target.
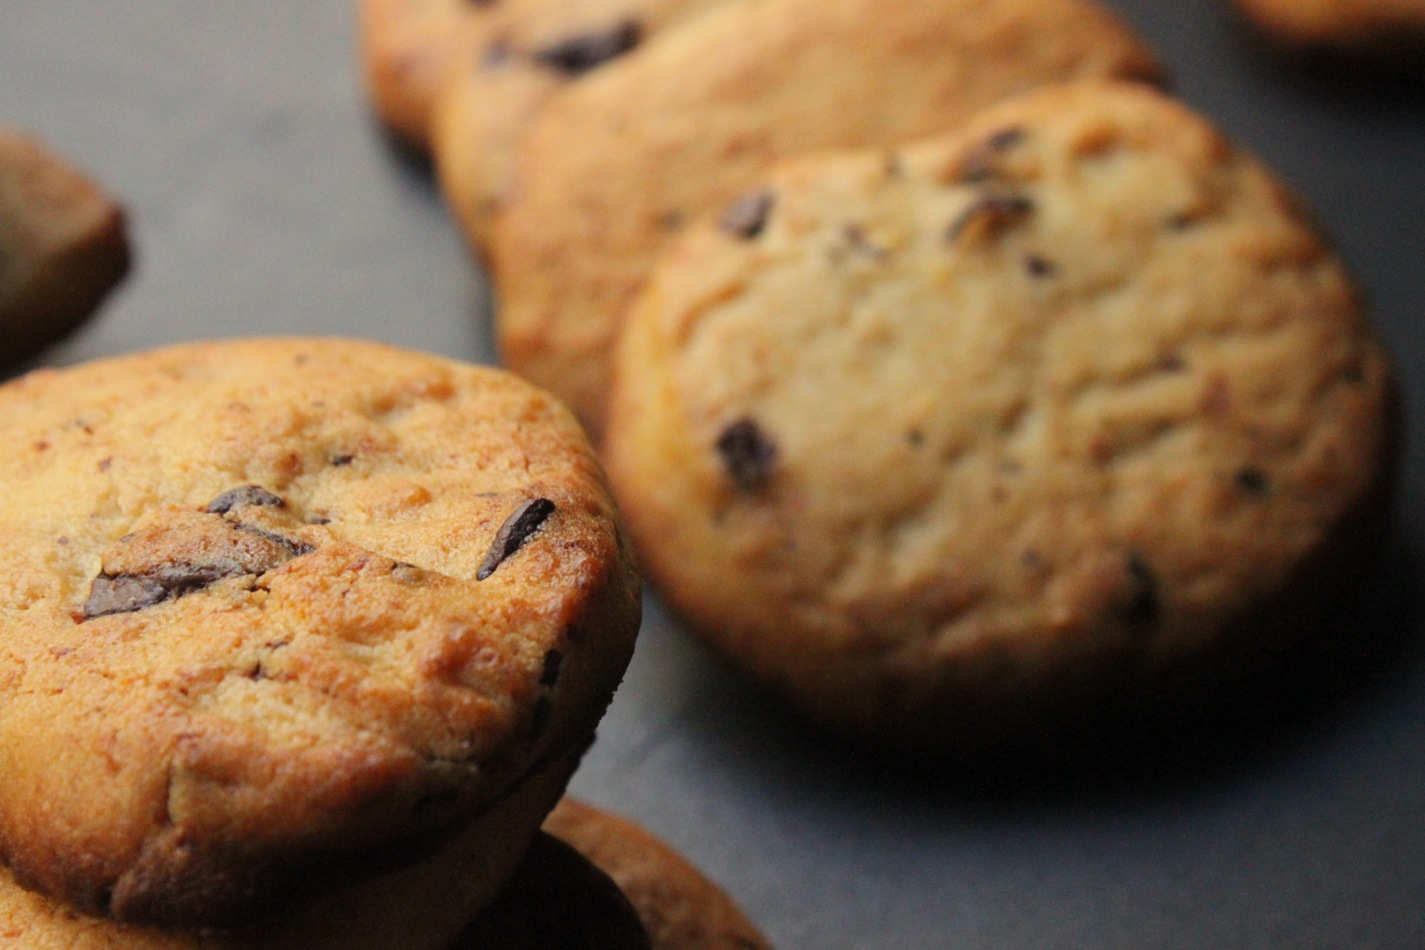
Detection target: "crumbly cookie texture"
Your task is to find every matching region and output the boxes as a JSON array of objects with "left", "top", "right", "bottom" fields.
[
  {"left": 432, "top": 0, "right": 734, "bottom": 257},
  {"left": 542, "top": 799, "right": 773, "bottom": 950},
  {"left": 1235, "top": 0, "right": 1425, "bottom": 52},
  {"left": 489, "top": 0, "right": 1163, "bottom": 434},
  {"left": 0, "top": 339, "right": 640, "bottom": 928},
  {"left": 0, "top": 128, "right": 129, "bottom": 370},
  {"left": 603, "top": 81, "right": 1397, "bottom": 754}
]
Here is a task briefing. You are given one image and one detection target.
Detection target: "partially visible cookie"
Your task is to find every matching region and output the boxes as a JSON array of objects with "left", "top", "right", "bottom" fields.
[
  {"left": 0, "top": 128, "right": 129, "bottom": 370},
  {"left": 359, "top": 0, "right": 498, "bottom": 149},
  {"left": 1235, "top": 0, "right": 1425, "bottom": 54},
  {"left": 0, "top": 339, "right": 640, "bottom": 929},
  {"left": 432, "top": 0, "right": 735, "bottom": 256},
  {"left": 489, "top": 0, "right": 1164, "bottom": 434},
  {"left": 603, "top": 81, "right": 1397, "bottom": 754},
  {"left": 541, "top": 799, "right": 773, "bottom": 950}
]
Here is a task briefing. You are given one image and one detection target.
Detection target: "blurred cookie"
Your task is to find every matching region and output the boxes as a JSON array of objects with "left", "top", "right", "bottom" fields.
[
  {"left": 359, "top": 0, "right": 497, "bottom": 149},
  {"left": 0, "top": 128, "right": 129, "bottom": 370},
  {"left": 1235, "top": 0, "right": 1425, "bottom": 54},
  {"left": 432, "top": 0, "right": 735, "bottom": 256},
  {"left": 489, "top": 0, "right": 1163, "bottom": 434},
  {"left": 0, "top": 339, "right": 640, "bottom": 928},
  {"left": 542, "top": 799, "right": 773, "bottom": 950},
  {"left": 603, "top": 81, "right": 1397, "bottom": 754}
]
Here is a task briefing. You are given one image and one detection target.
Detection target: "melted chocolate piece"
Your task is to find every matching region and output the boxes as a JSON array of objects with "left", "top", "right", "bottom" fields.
[
  {"left": 719, "top": 190, "right": 775, "bottom": 239},
  {"left": 83, "top": 573, "right": 168, "bottom": 618},
  {"left": 206, "top": 485, "right": 286, "bottom": 514},
  {"left": 533, "top": 20, "right": 641, "bottom": 75},
  {"left": 478, "top": 498, "right": 556, "bottom": 580},
  {"left": 1125, "top": 553, "right": 1161, "bottom": 625},
  {"left": 716, "top": 418, "right": 777, "bottom": 492}
]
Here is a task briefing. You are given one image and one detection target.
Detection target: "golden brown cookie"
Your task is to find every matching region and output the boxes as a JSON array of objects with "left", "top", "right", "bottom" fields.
[
  {"left": 488, "top": 0, "right": 1164, "bottom": 434},
  {"left": 1235, "top": 0, "right": 1425, "bottom": 53},
  {"left": 603, "top": 81, "right": 1397, "bottom": 754},
  {"left": 541, "top": 799, "right": 773, "bottom": 950},
  {"left": 0, "top": 127, "right": 129, "bottom": 370},
  {"left": 431, "top": 0, "right": 735, "bottom": 256},
  {"left": 0, "top": 339, "right": 640, "bottom": 928}
]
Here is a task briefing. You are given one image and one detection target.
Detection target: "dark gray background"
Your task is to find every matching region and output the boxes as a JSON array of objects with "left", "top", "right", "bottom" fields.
[{"left": 2, "top": 2, "right": 1422, "bottom": 947}]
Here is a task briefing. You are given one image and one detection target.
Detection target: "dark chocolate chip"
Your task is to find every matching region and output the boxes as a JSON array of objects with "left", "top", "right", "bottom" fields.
[
  {"left": 540, "top": 649, "right": 563, "bottom": 686},
  {"left": 482, "top": 38, "right": 513, "bottom": 67},
  {"left": 906, "top": 429, "right": 925, "bottom": 448},
  {"left": 959, "top": 126, "right": 1025, "bottom": 182},
  {"left": 82, "top": 573, "right": 168, "bottom": 619},
  {"left": 946, "top": 194, "right": 1034, "bottom": 243},
  {"left": 1125, "top": 553, "right": 1160, "bottom": 625},
  {"left": 1235, "top": 467, "right": 1269, "bottom": 496},
  {"left": 1024, "top": 254, "right": 1057, "bottom": 278},
  {"left": 532, "top": 19, "right": 641, "bottom": 75},
  {"left": 330, "top": 454, "right": 355, "bottom": 467},
  {"left": 843, "top": 224, "right": 887, "bottom": 260},
  {"left": 478, "top": 498, "right": 556, "bottom": 580},
  {"left": 207, "top": 485, "right": 286, "bottom": 514},
  {"left": 716, "top": 418, "right": 777, "bottom": 492},
  {"left": 234, "top": 523, "right": 315, "bottom": 559},
  {"left": 719, "top": 190, "right": 775, "bottom": 239}
]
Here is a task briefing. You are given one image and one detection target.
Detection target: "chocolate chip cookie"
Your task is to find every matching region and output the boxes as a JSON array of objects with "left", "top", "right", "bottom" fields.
[
  {"left": 0, "top": 127, "right": 129, "bottom": 370},
  {"left": 488, "top": 0, "right": 1164, "bottom": 434},
  {"left": 0, "top": 338, "right": 641, "bottom": 928},
  {"left": 431, "top": 0, "right": 735, "bottom": 256},
  {"left": 603, "top": 81, "right": 1397, "bottom": 754}
]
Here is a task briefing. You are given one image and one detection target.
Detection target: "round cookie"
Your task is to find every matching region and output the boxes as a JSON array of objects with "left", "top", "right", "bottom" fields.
[
  {"left": 0, "top": 339, "right": 641, "bottom": 928},
  {"left": 603, "top": 81, "right": 1398, "bottom": 754},
  {"left": 1234, "top": 0, "right": 1425, "bottom": 54},
  {"left": 488, "top": 0, "right": 1164, "bottom": 435},
  {"left": 541, "top": 799, "right": 773, "bottom": 950},
  {"left": 0, "top": 127, "right": 129, "bottom": 371},
  {"left": 431, "top": 0, "right": 735, "bottom": 257}
]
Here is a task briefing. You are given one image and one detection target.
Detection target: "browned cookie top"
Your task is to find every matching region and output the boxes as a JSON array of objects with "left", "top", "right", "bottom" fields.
[
  {"left": 0, "top": 338, "right": 640, "bottom": 928},
  {"left": 0, "top": 127, "right": 129, "bottom": 369}
]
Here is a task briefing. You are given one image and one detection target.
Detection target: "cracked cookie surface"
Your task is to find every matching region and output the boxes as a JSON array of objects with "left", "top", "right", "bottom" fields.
[
  {"left": 0, "top": 338, "right": 640, "bottom": 928},
  {"left": 603, "top": 81, "right": 1396, "bottom": 754},
  {"left": 488, "top": 0, "right": 1163, "bottom": 434}
]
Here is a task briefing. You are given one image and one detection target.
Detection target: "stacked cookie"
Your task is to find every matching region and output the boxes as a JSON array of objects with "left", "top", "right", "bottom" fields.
[
  {"left": 0, "top": 127, "right": 129, "bottom": 371},
  {"left": 0, "top": 338, "right": 768, "bottom": 947},
  {"left": 366, "top": 0, "right": 1398, "bottom": 757}
]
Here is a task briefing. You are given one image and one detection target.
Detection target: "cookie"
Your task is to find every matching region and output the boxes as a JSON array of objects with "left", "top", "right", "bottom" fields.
[
  {"left": 603, "top": 81, "right": 1397, "bottom": 754},
  {"left": 0, "top": 760, "right": 579, "bottom": 949},
  {"left": 359, "top": 0, "right": 498, "bottom": 150},
  {"left": 0, "top": 128, "right": 129, "bottom": 370},
  {"left": 488, "top": 0, "right": 1164, "bottom": 434},
  {"left": 1234, "top": 0, "right": 1425, "bottom": 54},
  {"left": 541, "top": 799, "right": 773, "bottom": 950},
  {"left": 431, "top": 0, "right": 735, "bottom": 255},
  {"left": 0, "top": 338, "right": 641, "bottom": 928}
]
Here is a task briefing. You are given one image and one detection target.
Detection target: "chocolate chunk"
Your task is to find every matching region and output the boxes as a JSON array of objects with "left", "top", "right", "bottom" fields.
[
  {"left": 234, "top": 523, "right": 315, "bottom": 559},
  {"left": 1235, "top": 467, "right": 1269, "bottom": 496},
  {"left": 540, "top": 649, "right": 563, "bottom": 686},
  {"left": 478, "top": 498, "right": 556, "bottom": 580},
  {"left": 82, "top": 573, "right": 168, "bottom": 619},
  {"left": 946, "top": 194, "right": 1034, "bottom": 244},
  {"left": 959, "top": 126, "right": 1025, "bottom": 181},
  {"left": 716, "top": 418, "right": 777, "bottom": 492},
  {"left": 1125, "top": 553, "right": 1160, "bottom": 625},
  {"left": 1024, "top": 254, "right": 1057, "bottom": 278},
  {"left": 719, "top": 190, "right": 775, "bottom": 240},
  {"left": 207, "top": 485, "right": 285, "bottom": 514},
  {"left": 330, "top": 454, "right": 355, "bottom": 467},
  {"left": 532, "top": 20, "right": 641, "bottom": 75}
]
